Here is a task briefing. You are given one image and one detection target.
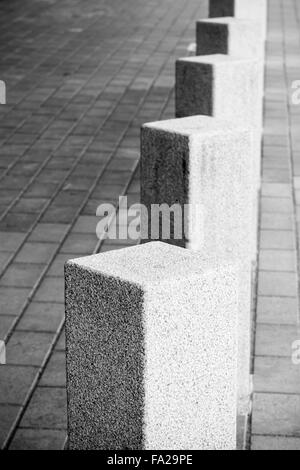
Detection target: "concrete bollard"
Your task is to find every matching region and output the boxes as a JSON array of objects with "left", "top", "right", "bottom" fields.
[
  {"left": 209, "top": 0, "right": 267, "bottom": 41},
  {"left": 175, "top": 55, "right": 261, "bottom": 260},
  {"left": 65, "top": 242, "right": 238, "bottom": 450},
  {"left": 196, "top": 18, "right": 264, "bottom": 60},
  {"left": 140, "top": 116, "right": 253, "bottom": 414},
  {"left": 194, "top": 20, "right": 264, "bottom": 265}
]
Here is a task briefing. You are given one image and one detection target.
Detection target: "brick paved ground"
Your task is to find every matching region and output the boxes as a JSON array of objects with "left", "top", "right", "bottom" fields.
[
  {"left": 251, "top": 0, "right": 300, "bottom": 451},
  {"left": 0, "top": 0, "right": 300, "bottom": 451}
]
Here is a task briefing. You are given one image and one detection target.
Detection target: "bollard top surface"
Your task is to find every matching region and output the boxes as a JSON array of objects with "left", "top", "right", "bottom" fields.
[
  {"left": 66, "top": 242, "right": 236, "bottom": 287},
  {"left": 143, "top": 115, "right": 248, "bottom": 138}
]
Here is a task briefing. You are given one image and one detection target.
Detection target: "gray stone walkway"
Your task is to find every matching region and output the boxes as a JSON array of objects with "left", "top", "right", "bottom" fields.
[
  {"left": 0, "top": 0, "right": 300, "bottom": 451},
  {"left": 251, "top": 0, "right": 300, "bottom": 450},
  {"left": 0, "top": 0, "right": 207, "bottom": 450}
]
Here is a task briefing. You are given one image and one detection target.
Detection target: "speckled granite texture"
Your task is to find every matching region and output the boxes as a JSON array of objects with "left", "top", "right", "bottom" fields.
[
  {"left": 65, "top": 242, "right": 238, "bottom": 450},
  {"left": 196, "top": 18, "right": 263, "bottom": 59},
  {"left": 140, "top": 116, "right": 253, "bottom": 414},
  {"left": 209, "top": 0, "right": 267, "bottom": 40}
]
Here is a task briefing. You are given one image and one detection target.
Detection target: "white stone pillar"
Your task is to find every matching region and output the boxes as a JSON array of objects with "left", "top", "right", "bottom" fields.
[
  {"left": 140, "top": 116, "right": 253, "bottom": 414},
  {"left": 65, "top": 242, "right": 238, "bottom": 450}
]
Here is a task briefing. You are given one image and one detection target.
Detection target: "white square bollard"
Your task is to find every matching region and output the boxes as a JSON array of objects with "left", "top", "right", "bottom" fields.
[
  {"left": 175, "top": 54, "right": 262, "bottom": 261},
  {"left": 194, "top": 21, "right": 264, "bottom": 266},
  {"left": 140, "top": 116, "right": 253, "bottom": 414},
  {"left": 196, "top": 18, "right": 264, "bottom": 60},
  {"left": 209, "top": 0, "right": 267, "bottom": 41},
  {"left": 65, "top": 242, "right": 238, "bottom": 450},
  {"left": 0, "top": 341, "right": 6, "bottom": 364}
]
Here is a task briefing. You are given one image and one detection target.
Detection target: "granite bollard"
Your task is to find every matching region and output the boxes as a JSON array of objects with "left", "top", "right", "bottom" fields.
[
  {"left": 196, "top": 18, "right": 264, "bottom": 60},
  {"left": 175, "top": 54, "right": 262, "bottom": 261},
  {"left": 209, "top": 0, "right": 267, "bottom": 41},
  {"left": 0, "top": 80, "right": 6, "bottom": 105},
  {"left": 0, "top": 341, "right": 5, "bottom": 364},
  {"left": 65, "top": 242, "right": 238, "bottom": 450},
  {"left": 140, "top": 116, "right": 253, "bottom": 414}
]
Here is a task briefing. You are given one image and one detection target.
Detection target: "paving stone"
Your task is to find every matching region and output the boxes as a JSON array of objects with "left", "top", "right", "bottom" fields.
[
  {"left": 255, "top": 324, "right": 300, "bottom": 357},
  {"left": 28, "top": 223, "right": 70, "bottom": 243},
  {"left": 261, "top": 213, "right": 294, "bottom": 231},
  {"left": 260, "top": 230, "right": 295, "bottom": 250},
  {"left": 9, "top": 428, "right": 66, "bottom": 451},
  {"left": 60, "top": 233, "right": 97, "bottom": 255},
  {"left": 0, "top": 263, "right": 45, "bottom": 288},
  {"left": 261, "top": 183, "right": 292, "bottom": 198},
  {"left": 41, "top": 206, "right": 78, "bottom": 224},
  {"left": 33, "top": 277, "right": 64, "bottom": 304},
  {"left": 254, "top": 356, "right": 300, "bottom": 394},
  {"left": 12, "top": 198, "right": 49, "bottom": 214},
  {"left": 0, "top": 315, "right": 16, "bottom": 340},
  {"left": 17, "top": 302, "right": 64, "bottom": 333},
  {"left": 261, "top": 197, "right": 294, "bottom": 213},
  {"left": 6, "top": 331, "right": 54, "bottom": 366},
  {"left": 20, "top": 387, "right": 67, "bottom": 430},
  {"left": 0, "top": 404, "right": 21, "bottom": 449},
  {"left": 0, "top": 287, "right": 31, "bottom": 316},
  {"left": 72, "top": 216, "right": 99, "bottom": 234},
  {"left": 252, "top": 393, "right": 300, "bottom": 436},
  {"left": 0, "top": 214, "right": 37, "bottom": 233},
  {"left": 0, "top": 232, "right": 26, "bottom": 252},
  {"left": 55, "top": 329, "right": 65, "bottom": 352},
  {"left": 0, "top": 252, "right": 11, "bottom": 275},
  {"left": 256, "top": 296, "right": 299, "bottom": 325},
  {"left": 258, "top": 271, "right": 298, "bottom": 297},
  {"left": 0, "top": 365, "right": 38, "bottom": 405},
  {"left": 15, "top": 242, "right": 58, "bottom": 264},
  {"left": 47, "top": 254, "right": 73, "bottom": 277}
]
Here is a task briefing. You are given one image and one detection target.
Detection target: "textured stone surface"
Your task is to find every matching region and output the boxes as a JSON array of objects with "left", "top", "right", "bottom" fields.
[
  {"left": 209, "top": 0, "right": 267, "bottom": 40},
  {"left": 175, "top": 54, "right": 262, "bottom": 261},
  {"left": 175, "top": 55, "right": 261, "bottom": 182},
  {"left": 196, "top": 18, "right": 263, "bottom": 59},
  {"left": 65, "top": 242, "right": 238, "bottom": 450},
  {"left": 140, "top": 116, "right": 253, "bottom": 413}
]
